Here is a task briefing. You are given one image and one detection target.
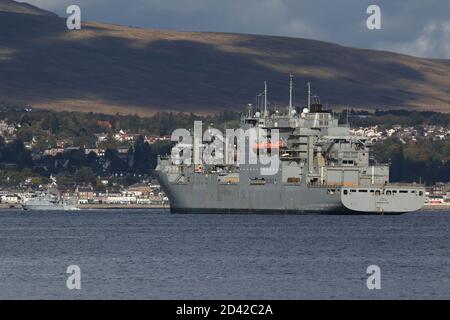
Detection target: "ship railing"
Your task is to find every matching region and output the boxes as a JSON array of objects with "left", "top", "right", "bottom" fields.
[
  {"left": 308, "top": 182, "right": 425, "bottom": 189},
  {"left": 307, "top": 182, "right": 353, "bottom": 189},
  {"left": 384, "top": 182, "right": 425, "bottom": 187}
]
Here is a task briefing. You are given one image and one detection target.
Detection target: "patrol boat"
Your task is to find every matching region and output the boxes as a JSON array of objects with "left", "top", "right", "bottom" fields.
[{"left": 155, "top": 77, "right": 425, "bottom": 214}]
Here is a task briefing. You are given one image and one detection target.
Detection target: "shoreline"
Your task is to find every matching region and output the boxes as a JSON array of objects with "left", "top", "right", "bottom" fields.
[
  {"left": 77, "top": 204, "right": 170, "bottom": 210},
  {"left": 1, "top": 203, "right": 448, "bottom": 211},
  {"left": 0, "top": 203, "right": 170, "bottom": 210},
  {"left": 422, "top": 204, "right": 450, "bottom": 211}
]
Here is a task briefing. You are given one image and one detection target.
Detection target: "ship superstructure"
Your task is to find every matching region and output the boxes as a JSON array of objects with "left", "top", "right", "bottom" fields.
[{"left": 155, "top": 77, "right": 425, "bottom": 214}]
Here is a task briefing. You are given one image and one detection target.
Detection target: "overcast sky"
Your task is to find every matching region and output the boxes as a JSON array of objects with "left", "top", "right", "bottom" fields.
[{"left": 19, "top": 0, "right": 450, "bottom": 59}]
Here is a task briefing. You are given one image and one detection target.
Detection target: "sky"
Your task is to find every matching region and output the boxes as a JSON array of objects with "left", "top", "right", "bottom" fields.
[{"left": 18, "top": 0, "right": 450, "bottom": 59}]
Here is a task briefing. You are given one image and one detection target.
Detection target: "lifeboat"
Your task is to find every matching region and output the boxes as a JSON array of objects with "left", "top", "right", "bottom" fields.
[
  {"left": 253, "top": 140, "right": 287, "bottom": 150},
  {"left": 194, "top": 165, "right": 204, "bottom": 173}
]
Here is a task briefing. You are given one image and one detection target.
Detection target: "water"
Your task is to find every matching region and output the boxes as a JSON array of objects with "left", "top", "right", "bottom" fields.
[{"left": 0, "top": 209, "right": 449, "bottom": 299}]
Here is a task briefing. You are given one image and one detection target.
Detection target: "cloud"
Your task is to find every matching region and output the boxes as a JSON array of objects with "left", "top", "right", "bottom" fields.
[
  {"left": 17, "top": 0, "right": 450, "bottom": 59},
  {"left": 376, "top": 21, "right": 450, "bottom": 59}
]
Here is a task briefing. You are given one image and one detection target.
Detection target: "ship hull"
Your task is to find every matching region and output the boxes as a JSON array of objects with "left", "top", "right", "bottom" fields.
[
  {"left": 155, "top": 172, "right": 407, "bottom": 215},
  {"left": 168, "top": 204, "right": 405, "bottom": 215},
  {"left": 22, "top": 205, "right": 79, "bottom": 211},
  {"left": 22, "top": 200, "right": 79, "bottom": 211},
  {"left": 22, "top": 204, "right": 64, "bottom": 211},
  {"left": 169, "top": 207, "right": 405, "bottom": 215}
]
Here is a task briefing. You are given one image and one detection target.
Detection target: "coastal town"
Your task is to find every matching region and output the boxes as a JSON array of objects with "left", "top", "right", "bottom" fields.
[
  {"left": 350, "top": 124, "right": 450, "bottom": 143},
  {"left": 0, "top": 179, "right": 169, "bottom": 209},
  {"left": 354, "top": 120, "right": 450, "bottom": 207},
  {"left": 0, "top": 107, "right": 449, "bottom": 210}
]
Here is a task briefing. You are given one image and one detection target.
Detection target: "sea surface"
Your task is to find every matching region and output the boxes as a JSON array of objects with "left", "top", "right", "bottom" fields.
[{"left": 0, "top": 209, "right": 449, "bottom": 299}]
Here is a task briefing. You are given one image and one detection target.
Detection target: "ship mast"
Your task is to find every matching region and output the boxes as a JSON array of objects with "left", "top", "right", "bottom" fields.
[
  {"left": 289, "top": 74, "right": 293, "bottom": 116},
  {"left": 307, "top": 81, "right": 311, "bottom": 111},
  {"left": 264, "top": 81, "right": 268, "bottom": 117}
]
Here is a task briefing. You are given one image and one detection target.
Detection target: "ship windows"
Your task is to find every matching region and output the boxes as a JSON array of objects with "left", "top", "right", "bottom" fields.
[
  {"left": 343, "top": 190, "right": 348, "bottom": 195},
  {"left": 385, "top": 191, "right": 391, "bottom": 195},
  {"left": 287, "top": 177, "right": 301, "bottom": 184},
  {"left": 342, "top": 160, "right": 355, "bottom": 166},
  {"left": 249, "top": 178, "right": 266, "bottom": 185},
  {"left": 375, "top": 190, "right": 381, "bottom": 196},
  {"left": 358, "top": 189, "right": 368, "bottom": 193},
  {"left": 399, "top": 190, "right": 408, "bottom": 193},
  {"left": 419, "top": 191, "right": 423, "bottom": 196}
]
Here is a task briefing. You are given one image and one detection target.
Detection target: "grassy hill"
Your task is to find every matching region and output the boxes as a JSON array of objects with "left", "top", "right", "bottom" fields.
[{"left": 1, "top": 0, "right": 449, "bottom": 115}]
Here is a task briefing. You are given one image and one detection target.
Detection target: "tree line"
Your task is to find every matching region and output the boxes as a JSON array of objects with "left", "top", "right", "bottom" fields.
[
  {"left": 373, "top": 138, "right": 450, "bottom": 184},
  {"left": 0, "top": 136, "right": 172, "bottom": 188}
]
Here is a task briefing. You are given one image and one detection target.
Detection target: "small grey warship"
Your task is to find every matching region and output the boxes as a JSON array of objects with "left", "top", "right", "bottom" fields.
[
  {"left": 22, "top": 193, "right": 78, "bottom": 211},
  {"left": 155, "top": 77, "right": 425, "bottom": 214}
]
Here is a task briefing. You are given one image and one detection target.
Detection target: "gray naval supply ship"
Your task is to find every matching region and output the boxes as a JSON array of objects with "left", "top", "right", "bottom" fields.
[{"left": 155, "top": 77, "right": 425, "bottom": 215}]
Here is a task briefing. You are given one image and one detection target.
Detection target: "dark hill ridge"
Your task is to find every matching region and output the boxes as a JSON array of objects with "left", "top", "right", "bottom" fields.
[
  {"left": 0, "top": 0, "right": 449, "bottom": 115},
  {"left": 0, "top": 0, "right": 56, "bottom": 16}
]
